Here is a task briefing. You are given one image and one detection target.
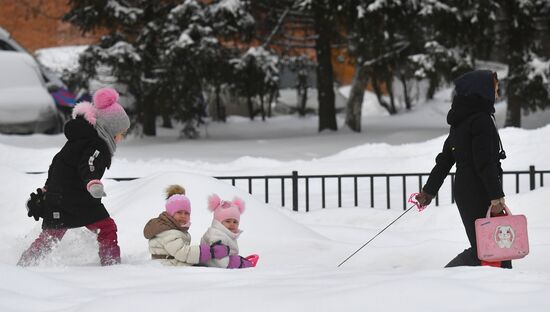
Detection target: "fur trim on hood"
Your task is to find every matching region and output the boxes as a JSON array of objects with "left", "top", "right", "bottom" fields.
[
  {"left": 72, "top": 101, "right": 97, "bottom": 125},
  {"left": 143, "top": 212, "right": 189, "bottom": 239}
]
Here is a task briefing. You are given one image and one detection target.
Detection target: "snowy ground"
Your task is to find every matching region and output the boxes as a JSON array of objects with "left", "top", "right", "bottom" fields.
[{"left": 1, "top": 82, "right": 550, "bottom": 311}]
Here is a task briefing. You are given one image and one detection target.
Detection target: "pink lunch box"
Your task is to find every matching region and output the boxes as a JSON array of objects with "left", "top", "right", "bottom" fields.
[{"left": 475, "top": 205, "right": 529, "bottom": 262}]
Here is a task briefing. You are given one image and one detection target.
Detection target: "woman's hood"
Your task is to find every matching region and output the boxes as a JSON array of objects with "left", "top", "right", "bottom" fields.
[{"left": 446, "top": 70, "right": 496, "bottom": 126}]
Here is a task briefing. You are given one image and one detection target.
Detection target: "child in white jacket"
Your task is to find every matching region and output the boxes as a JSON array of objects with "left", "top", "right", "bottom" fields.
[
  {"left": 200, "top": 194, "right": 255, "bottom": 269},
  {"left": 143, "top": 185, "right": 229, "bottom": 266}
]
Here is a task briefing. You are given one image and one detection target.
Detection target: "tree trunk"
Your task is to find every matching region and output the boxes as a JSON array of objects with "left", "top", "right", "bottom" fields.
[
  {"left": 372, "top": 75, "right": 396, "bottom": 115},
  {"left": 143, "top": 96, "right": 156, "bottom": 136},
  {"left": 501, "top": 3, "right": 524, "bottom": 128},
  {"left": 301, "top": 86, "right": 308, "bottom": 116},
  {"left": 313, "top": 2, "right": 337, "bottom": 132},
  {"left": 426, "top": 76, "right": 437, "bottom": 100},
  {"left": 297, "top": 84, "right": 308, "bottom": 117},
  {"left": 297, "top": 72, "right": 308, "bottom": 116},
  {"left": 259, "top": 94, "right": 266, "bottom": 121},
  {"left": 267, "top": 90, "right": 274, "bottom": 118},
  {"left": 345, "top": 64, "right": 368, "bottom": 132},
  {"left": 161, "top": 114, "right": 172, "bottom": 128},
  {"left": 399, "top": 74, "right": 411, "bottom": 110},
  {"left": 504, "top": 82, "right": 521, "bottom": 127},
  {"left": 386, "top": 76, "right": 397, "bottom": 114},
  {"left": 215, "top": 85, "right": 226, "bottom": 122},
  {"left": 247, "top": 96, "right": 254, "bottom": 120}
]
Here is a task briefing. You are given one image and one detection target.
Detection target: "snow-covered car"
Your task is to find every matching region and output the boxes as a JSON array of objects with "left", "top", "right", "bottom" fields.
[
  {"left": 0, "top": 51, "right": 62, "bottom": 134},
  {"left": 1, "top": 26, "right": 66, "bottom": 91}
]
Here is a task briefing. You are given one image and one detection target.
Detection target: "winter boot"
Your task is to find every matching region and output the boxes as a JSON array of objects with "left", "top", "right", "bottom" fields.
[
  {"left": 481, "top": 260, "right": 501, "bottom": 267},
  {"left": 444, "top": 248, "right": 481, "bottom": 268},
  {"left": 17, "top": 228, "right": 67, "bottom": 266},
  {"left": 501, "top": 260, "right": 512, "bottom": 269},
  {"left": 86, "top": 217, "right": 121, "bottom": 266},
  {"left": 481, "top": 260, "right": 513, "bottom": 269}
]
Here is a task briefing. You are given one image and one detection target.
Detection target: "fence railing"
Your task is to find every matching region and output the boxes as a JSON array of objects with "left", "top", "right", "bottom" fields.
[
  {"left": 214, "top": 166, "right": 549, "bottom": 212},
  {"left": 25, "top": 165, "right": 550, "bottom": 212}
]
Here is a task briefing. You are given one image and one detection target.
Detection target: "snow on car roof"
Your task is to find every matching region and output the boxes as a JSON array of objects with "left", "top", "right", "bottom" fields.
[{"left": 0, "top": 51, "right": 45, "bottom": 88}]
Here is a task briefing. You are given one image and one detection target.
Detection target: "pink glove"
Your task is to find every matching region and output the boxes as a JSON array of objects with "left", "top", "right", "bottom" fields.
[
  {"left": 199, "top": 241, "right": 230, "bottom": 263},
  {"left": 227, "top": 255, "right": 254, "bottom": 269},
  {"left": 240, "top": 257, "right": 254, "bottom": 268},
  {"left": 227, "top": 255, "right": 242, "bottom": 269}
]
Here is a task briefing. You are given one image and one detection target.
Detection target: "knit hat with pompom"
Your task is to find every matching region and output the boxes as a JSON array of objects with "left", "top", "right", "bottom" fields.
[
  {"left": 71, "top": 87, "right": 130, "bottom": 155},
  {"left": 165, "top": 185, "right": 191, "bottom": 216},
  {"left": 93, "top": 87, "right": 130, "bottom": 139},
  {"left": 207, "top": 194, "right": 245, "bottom": 222}
]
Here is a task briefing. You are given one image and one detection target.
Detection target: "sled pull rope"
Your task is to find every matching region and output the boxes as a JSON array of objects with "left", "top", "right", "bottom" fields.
[{"left": 337, "top": 193, "right": 425, "bottom": 267}]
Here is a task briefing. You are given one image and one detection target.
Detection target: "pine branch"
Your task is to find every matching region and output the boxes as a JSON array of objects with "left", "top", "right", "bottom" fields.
[
  {"left": 281, "top": 33, "right": 319, "bottom": 42},
  {"left": 260, "top": 1, "right": 299, "bottom": 48},
  {"left": 361, "top": 43, "right": 411, "bottom": 69}
]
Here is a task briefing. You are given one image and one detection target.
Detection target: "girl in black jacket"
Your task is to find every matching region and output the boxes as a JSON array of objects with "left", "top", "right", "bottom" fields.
[
  {"left": 18, "top": 87, "right": 130, "bottom": 266},
  {"left": 415, "top": 70, "right": 511, "bottom": 268}
]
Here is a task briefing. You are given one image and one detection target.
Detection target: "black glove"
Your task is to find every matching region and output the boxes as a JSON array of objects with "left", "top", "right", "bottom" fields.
[
  {"left": 26, "top": 188, "right": 45, "bottom": 221},
  {"left": 415, "top": 191, "right": 434, "bottom": 207}
]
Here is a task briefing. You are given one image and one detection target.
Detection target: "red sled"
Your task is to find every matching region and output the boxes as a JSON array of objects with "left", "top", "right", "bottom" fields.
[
  {"left": 475, "top": 205, "right": 529, "bottom": 262},
  {"left": 245, "top": 254, "right": 259, "bottom": 267}
]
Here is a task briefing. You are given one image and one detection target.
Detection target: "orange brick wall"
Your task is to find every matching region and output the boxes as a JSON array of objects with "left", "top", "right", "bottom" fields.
[
  {"left": 0, "top": 0, "right": 100, "bottom": 52},
  {"left": 0, "top": 0, "right": 356, "bottom": 84}
]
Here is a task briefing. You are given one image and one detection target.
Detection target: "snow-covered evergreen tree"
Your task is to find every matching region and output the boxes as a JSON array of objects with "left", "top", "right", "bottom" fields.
[
  {"left": 345, "top": 0, "right": 550, "bottom": 131},
  {"left": 348, "top": 0, "right": 479, "bottom": 118},
  {"left": 285, "top": 55, "right": 314, "bottom": 117},
  {"left": 62, "top": 0, "right": 254, "bottom": 137},
  {"left": 252, "top": 0, "right": 349, "bottom": 132},
  {"left": 497, "top": 0, "right": 550, "bottom": 127},
  {"left": 230, "top": 46, "right": 279, "bottom": 121}
]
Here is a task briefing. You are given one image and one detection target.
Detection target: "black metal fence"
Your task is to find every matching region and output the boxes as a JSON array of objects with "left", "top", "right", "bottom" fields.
[
  {"left": 215, "top": 166, "right": 550, "bottom": 212},
  {"left": 25, "top": 165, "right": 550, "bottom": 212}
]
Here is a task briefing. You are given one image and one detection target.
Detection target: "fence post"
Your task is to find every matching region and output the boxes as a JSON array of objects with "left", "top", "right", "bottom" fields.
[
  {"left": 529, "top": 165, "right": 536, "bottom": 191},
  {"left": 292, "top": 171, "right": 299, "bottom": 212}
]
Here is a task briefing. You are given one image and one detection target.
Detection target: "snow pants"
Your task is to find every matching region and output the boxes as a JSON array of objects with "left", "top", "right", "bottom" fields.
[
  {"left": 17, "top": 217, "right": 121, "bottom": 266},
  {"left": 446, "top": 168, "right": 511, "bottom": 269}
]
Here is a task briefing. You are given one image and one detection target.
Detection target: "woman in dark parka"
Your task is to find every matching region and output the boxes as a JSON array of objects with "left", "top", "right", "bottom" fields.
[{"left": 415, "top": 70, "right": 511, "bottom": 268}]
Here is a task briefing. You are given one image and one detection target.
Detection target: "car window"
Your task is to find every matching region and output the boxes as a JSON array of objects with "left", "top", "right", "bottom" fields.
[
  {"left": 0, "top": 53, "right": 43, "bottom": 88},
  {"left": 0, "top": 40, "right": 17, "bottom": 51}
]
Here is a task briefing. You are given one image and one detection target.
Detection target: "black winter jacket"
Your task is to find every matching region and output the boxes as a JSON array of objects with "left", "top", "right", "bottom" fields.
[
  {"left": 44, "top": 116, "right": 112, "bottom": 228},
  {"left": 423, "top": 70, "right": 505, "bottom": 201}
]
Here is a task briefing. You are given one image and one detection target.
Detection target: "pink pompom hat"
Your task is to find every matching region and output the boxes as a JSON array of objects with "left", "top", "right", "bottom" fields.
[
  {"left": 208, "top": 194, "right": 245, "bottom": 222},
  {"left": 72, "top": 87, "right": 130, "bottom": 139},
  {"left": 165, "top": 194, "right": 191, "bottom": 216},
  {"left": 93, "top": 87, "right": 130, "bottom": 137}
]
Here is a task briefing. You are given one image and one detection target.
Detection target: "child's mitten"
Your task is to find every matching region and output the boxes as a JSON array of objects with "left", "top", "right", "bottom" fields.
[
  {"left": 87, "top": 180, "right": 106, "bottom": 198},
  {"left": 199, "top": 241, "right": 230, "bottom": 263},
  {"left": 26, "top": 188, "right": 45, "bottom": 221},
  {"left": 227, "top": 255, "right": 254, "bottom": 269},
  {"left": 240, "top": 257, "right": 254, "bottom": 268},
  {"left": 210, "top": 241, "right": 230, "bottom": 259}
]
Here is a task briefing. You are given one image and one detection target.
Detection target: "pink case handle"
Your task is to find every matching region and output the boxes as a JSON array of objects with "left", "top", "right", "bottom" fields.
[{"left": 485, "top": 204, "right": 512, "bottom": 218}]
